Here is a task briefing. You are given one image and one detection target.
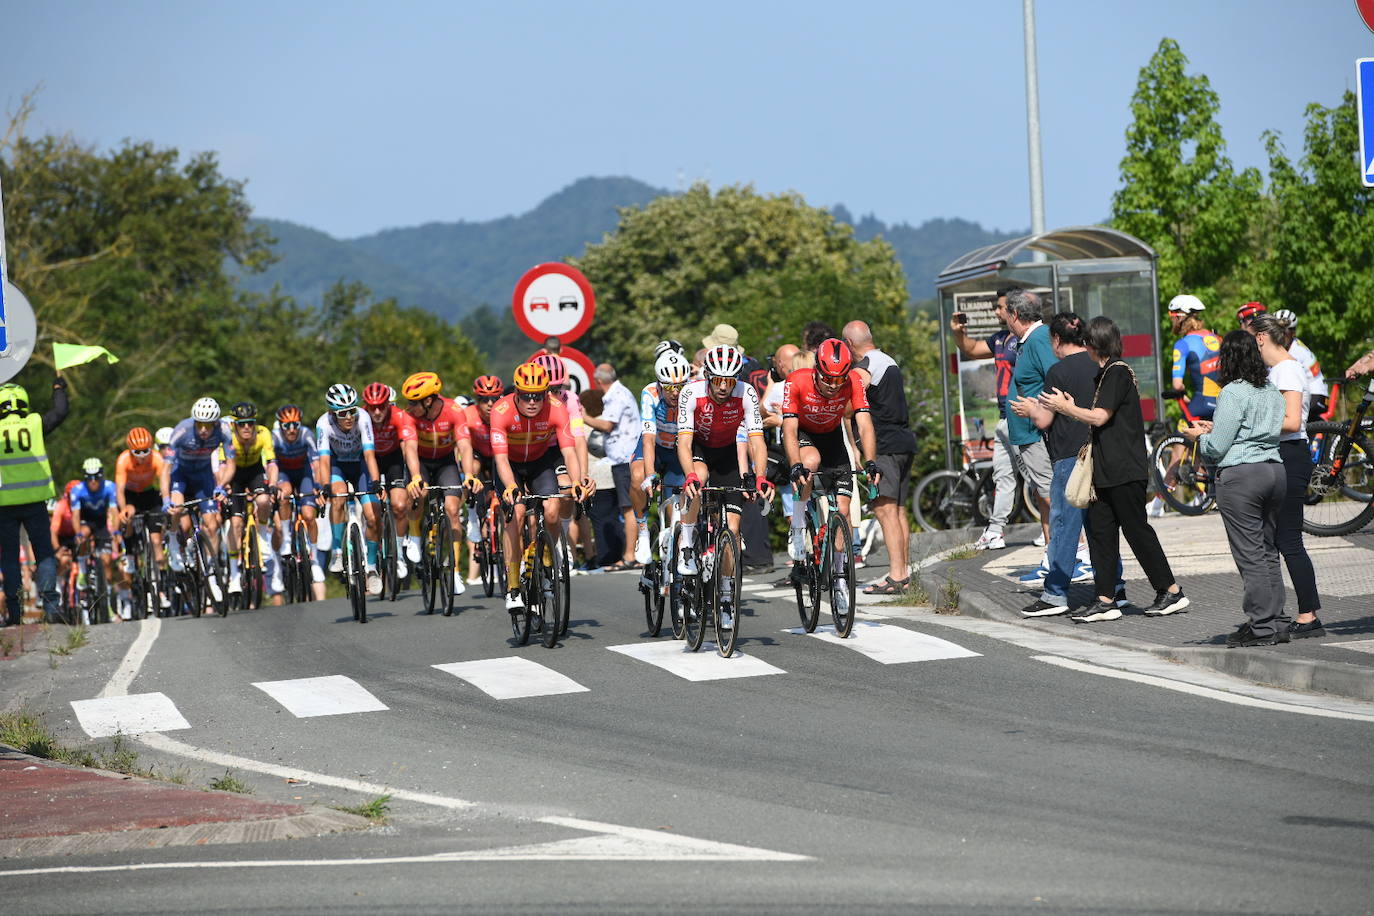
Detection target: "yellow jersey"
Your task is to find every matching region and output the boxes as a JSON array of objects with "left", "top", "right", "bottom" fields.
[{"left": 219, "top": 425, "right": 276, "bottom": 468}]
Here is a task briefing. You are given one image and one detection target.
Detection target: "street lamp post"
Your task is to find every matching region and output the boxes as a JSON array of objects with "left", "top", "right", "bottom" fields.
[{"left": 1023, "top": 0, "right": 1046, "bottom": 245}]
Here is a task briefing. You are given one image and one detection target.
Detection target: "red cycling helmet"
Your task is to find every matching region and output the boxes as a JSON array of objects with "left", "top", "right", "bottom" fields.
[
  {"left": 473, "top": 375, "right": 503, "bottom": 397},
  {"left": 362, "top": 382, "right": 391, "bottom": 407},
  {"left": 532, "top": 353, "right": 567, "bottom": 387},
  {"left": 815, "top": 338, "right": 853, "bottom": 380},
  {"left": 1236, "top": 301, "right": 1267, "bottom": 324}
]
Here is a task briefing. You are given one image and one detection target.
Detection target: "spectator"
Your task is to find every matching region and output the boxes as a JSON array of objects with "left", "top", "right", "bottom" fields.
[
  {"left": 843, "top": 321, "right": 917, "bottom": 595},
  {"left": 1040, "top": 316, "right": 1188, "bottom": 622},
  {"left": 949, "top": 286, "right": 1020, "bottom": 550},
  {"left": 1346, "top": 347, "right": 1374, "bottom": 379},
  {"left": 1003, "top": 290, "right": 1054, "bottom": 553},
  {"left": 763, "top": 344, "right": 802, "bottom": 586},
  {"left": 1012, "top": 313, "right": 1127, "bottom": 616},
  {"left": 0, "top": 376, "right": 69, "bottom": 626},
  {"left": 584, "top": 363, "right": 641, "bottom": 570},
  {"left": 1182, "top": 330, "right": 1287, "bottom": 646},
  {"left": 543, "top": 336, "right": 562, "bottom": 356},
  {"left": 795, "top": 321, "right": 839, "bottom": 371}
]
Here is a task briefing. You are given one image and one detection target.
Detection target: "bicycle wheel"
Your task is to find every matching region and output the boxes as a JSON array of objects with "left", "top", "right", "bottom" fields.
[
  {"left": 973, "top": 468, "right": 995, "bottom": 527},
  {"left": 1020, "top": 478, "right": 1042, "bottom": 523},
  {"left": 911, "top": 470, "right": 979, "bottom": 532},
  {"left": 668, "top": 527, "right": 686, "bottom": 640},
  {"left": 535, "top": 529, "right": 563, "bottom": 648},
  {"left": 349, "top": 525, "right": 368, "bottom": 623},
  {"left": 420, "top": 509, "right": 439, "bottom": 614},
  {"left": 514, "top": 536, "right": 535, "bottom": 646},
  {"left": 91, "top": 559, "right": 111, "bottom": 625},
  {"left": 558, "top": 539, "right": 571, "bottom": 637},
  {"left": 291, "top": 521, "right": 312, "bottom": 604},
  {"left": 478, "top": 513, "right": 498, "bottom": 598},
  {"left": 245, "top": 532, "right": 263, "bottom": 610},
  {"left": 794, "top": 512, "right": 820, "bottom": 633},
  {"left": 826, "top": 517, "right": 857, "bottom": 638},
  {"left": 381, "top": 504, "right": 400, "bottom": 601},
  {"left": 712, "top": 528, "right": 741, "bottom": 658},
  {"left": 438, "top": 518, "right": 456, "bottom": 617},
  {"left": 1303, "top": 422, "right": 1374, "bottom": 536},
  {"left": 194, "top": 530, "right": 225, "bottom": 617},
  {"left": 682, "top": 561, "right": 706, "bottom": 653},
  {"left": 1150, "top": 433, "right": 1214, "bottom": 516}
]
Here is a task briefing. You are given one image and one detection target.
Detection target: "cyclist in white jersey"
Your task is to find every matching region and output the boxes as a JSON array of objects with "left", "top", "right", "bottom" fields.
[
  {"left": 1270, "top": 309, "right": 1328, "bottom": 420},
  {"left": 315, "top": 384, "right": 383, "bottom": 595}
]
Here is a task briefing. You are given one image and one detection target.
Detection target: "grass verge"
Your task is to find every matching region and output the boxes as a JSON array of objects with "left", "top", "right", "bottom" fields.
[
  {"left": 0, "top": 712, "right": 182, "bottom": 782},
  {"left": 209, "top": 771, "right": 252, "bottom": 794},
  {"left": 48, "top": 625, "right": 89, "bottom": 657},
  {"left": 333, "top": 793, "right": 391, "bottom": 824}
]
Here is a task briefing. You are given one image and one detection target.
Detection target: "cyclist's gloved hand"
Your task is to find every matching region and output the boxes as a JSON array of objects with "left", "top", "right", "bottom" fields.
[
  {"left": 161, "top": 498, "right": 173, "bottom": 513},
  {"left": 789, "top": 463, "right": 808, "bottom": 483},
  {"left": 575, "top": 476, "right": 595, "bottom": 501},
  {"left": 756, "top": 476, "right": 775, "bottom": 497},
  {"left": 683, "top": 473, "right": 702, "bottom": 496},
  {"left": 502, "top": 484, "right": 520, "bottom": 504},
  {"left": 465, "top": 476, "right": 484, "bottom": 493},
  {"left": 641, "top": 473, "right": 659, "bottom": 492},
  {"left": 742, "top": 471, "right": 757, "bottom": 493},
  {"left": 407, "top": 475, "right": 424, "bottom": 497},
  {"left": 213, "top": 486, "right": 226, "bottom": 499}
]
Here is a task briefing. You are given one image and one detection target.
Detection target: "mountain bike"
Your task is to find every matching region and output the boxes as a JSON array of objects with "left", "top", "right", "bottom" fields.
[
  {"left": 680, "top": 485, "right": 754, "bottom": 658},
  {"left": 505, "top": 491, "right": 576, "bottom": 649},
  {"left": 418, "top": 484, "right": 465, "bottom": 616},
  {"left": 1149, "top": 389, "right": 1215, "bottom": 516},
  {"left": 1303, "top": 375, "right": 1374, "bottom": 536},
  {"left": 792, "top": 469, "right": 858, "bottom": 638}
]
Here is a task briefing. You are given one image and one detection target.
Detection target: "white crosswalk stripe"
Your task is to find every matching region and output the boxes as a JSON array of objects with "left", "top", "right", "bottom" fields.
[
  {"left": 70, "top": 692, "right": 191, "bottom": 738},
  {"left": 252, "top": 675, "right": 388, "bottom": 718},
  {"left": 607, "top": 641, "right": 786, "bottom": 681},
  {"left": 434, "top": 657, "right": 590, "bottom": 699},
  {"left": 784, "top": 621, "right": 981, "bottom": 665}
]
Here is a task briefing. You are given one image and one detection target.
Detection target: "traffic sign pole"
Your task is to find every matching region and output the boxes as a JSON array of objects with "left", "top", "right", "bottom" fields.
[
  {"left": 1359, "top": 59, "right": 1374, "bottom": 189},
  {"left": 1, "top": 171, "right": 9, "bottom": 352}
]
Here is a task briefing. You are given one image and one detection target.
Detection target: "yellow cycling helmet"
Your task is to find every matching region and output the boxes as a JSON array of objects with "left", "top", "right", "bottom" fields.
[
  {"left": 512, "top": 362, "right": 550, "bottom": 394},
  {"left": 402, "top": 371, "right": 443, "bottom": 401}
]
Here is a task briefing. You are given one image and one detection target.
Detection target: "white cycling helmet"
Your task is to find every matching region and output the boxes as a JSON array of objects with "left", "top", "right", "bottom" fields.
[
  {"left": 653, "top": 339, "right": 686, "bottom": 359},
  {"left": 655, "top": 350, "right": 692, "bottom": 385},
  {"left": 154, "top": 426, "right": 174, "bottom": 447},
  {"left": 702, "top": 345, "right": 744, "bottom": 379},
  {"left": 191, "top": 397, "right": 221, "bottom": 422},
  {"left": 1271, "top": 308, "right": 1298, "bottom": 330},
  {"left": 325, "top": 383, "right": 358, "bottom": 412},
  {"left": 1167, "top": 293, "right": 1206, "bottom": 314}
]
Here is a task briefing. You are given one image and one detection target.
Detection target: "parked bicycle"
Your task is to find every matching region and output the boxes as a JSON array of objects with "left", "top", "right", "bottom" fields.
[
  {"left": 911, "top": 438, "right": 1039, "bottom": 533},
  {"left": 1149, "top": 389, "right": 1216, "bottom": 516},
  {"left": 1303, "top": 375, "right": 1374, "bottom": 536}
]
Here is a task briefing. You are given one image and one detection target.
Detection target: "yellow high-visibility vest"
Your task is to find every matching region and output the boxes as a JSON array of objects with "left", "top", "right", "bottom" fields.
[{"left": 0, "top": 412, "right": 55, "bottom": 506}]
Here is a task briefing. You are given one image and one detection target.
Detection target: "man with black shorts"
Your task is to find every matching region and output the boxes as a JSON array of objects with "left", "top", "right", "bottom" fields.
[{"left": 402, "top": 371, "right": 474, "bottom": 598}]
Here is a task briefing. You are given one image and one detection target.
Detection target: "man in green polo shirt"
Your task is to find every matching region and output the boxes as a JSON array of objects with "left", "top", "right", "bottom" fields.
[
  {"left": 0, "top": 376, "right": 69, "bottom": 626},
  {"left": 1004, "top": 289, "right": 1056, "bottom": 551}
]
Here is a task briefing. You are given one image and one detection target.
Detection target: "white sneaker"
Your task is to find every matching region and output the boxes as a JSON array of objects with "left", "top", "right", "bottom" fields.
[
  {"left": 1147, "top": 495, "right": 1166, "bottom": 518},
  {"left": 395, "top": 558, "right": 408, "bottom": 580},
  {"left": 405, "top": 537, "right": 421, "bottom": 564},
  {"left": 635, "top": 526, "right": 651, "bottom": 565},
  {"left": 453, "top": 571, "right": 466, "bottom": 596},
  {"left": 1032, "top": 532, "right": 1046, "bottom": 548},
  {"left": 207, "top": 577, "right": 224, "bottom": 603},
  {"left": 160, "top": 592, "right": 172, "bottom": 609},
  {"left": 467, "top": 575, "right": 483, "bottom": 586},
  {"left": 788, "top": 527, "right": 807, "bottom": 561},
  {"left": 329, "top": 549, "right": 343, "bottom": 573},
  {"left": 270, "top": 569, "right": 284, "bottom": 593},
  {"left": 228, "top": 577, "right": 242, "bottom": 595},
  {"left": 505, "top": 590, "right": 524, "bottom": 612},
  {"left": 973, "top": 529, "right": 1006, "bottom": 551},
  {"left": 366, "top": 566, "right": 382, "bottom": 596},
  {"left": 677, "top": 547, "right": 698, "bottom": 577},
  {"left": 311, "top": 563, "right": 325, "bottom": 583},
  {"left": 466, "top": 514, "right": 481, "bottom": 543}
]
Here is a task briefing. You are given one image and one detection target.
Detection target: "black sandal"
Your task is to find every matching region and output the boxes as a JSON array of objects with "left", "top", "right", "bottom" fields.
[{"left": 862, "top": 576, "right": 910, "bottom": 596}]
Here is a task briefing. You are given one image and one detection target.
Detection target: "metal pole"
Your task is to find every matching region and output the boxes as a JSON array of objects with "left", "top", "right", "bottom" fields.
[{"left": 1023, "top": 0, "right": 1046, "bottom": 248}]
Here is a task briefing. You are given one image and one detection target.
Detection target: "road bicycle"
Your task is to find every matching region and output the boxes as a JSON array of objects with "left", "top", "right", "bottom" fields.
[
  {"left": 1149, "top": 390, "right": 1215, "bottom": 516},
  {"left": 680, "top": 485, "right": 757, "bottom": 658},
  {"left": 325, "top": 485, "right": 373, "bottom": 624},
  {"left": 473, "top": 485, "right": 505, "bottom": 599},
  {"left": 68, "top": 531, "right": 113, "bottom": 625},
  {"left": 418, "top": 484, "right": 465, "bottom": 616},
  {"left": 637, "top": 482, "right": 684, "bottom": 638},
  {"left": 505, "top": 490, "right": 577, "bottom": 649},
  {"left": 224, "top": 487, "right": 272, "bottom": 612},
  {"left": 124, "top": 509, "right": 170, "bottom": 619},
  {"left": 792, "top": 469, "right": 858, "bottom": 638},
  {"left": 171, "top": 496, "right": 227, "bottom": 618},
  {"left": 912, "top": 438, "right": 1040, "bottom": 533},
  {"left": 279, "top": 491, "right": 316, "bottom": 605},
  {"left": 1303, "top": 375, "right": 1374, "bottom": 536},
  {"left": 375, "top": 475, "right": 404, "bottom": 603}
]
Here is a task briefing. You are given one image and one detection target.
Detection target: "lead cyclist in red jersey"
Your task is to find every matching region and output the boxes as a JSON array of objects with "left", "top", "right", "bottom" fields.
[
  {"left": 675, "top": 345, "right": 772, "bottom": 621},
  {"left": 781, "top": 338, "right": 881, "bottom": 562}
]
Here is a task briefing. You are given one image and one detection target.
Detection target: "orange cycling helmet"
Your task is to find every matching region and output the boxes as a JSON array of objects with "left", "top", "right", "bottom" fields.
[
  {"left": 473, "top": 375, "right": 503, "bottom": 397},
  {"left": 815, "top": 338, "right": 853, "bottom": 380},
  {"left": 512, "top": 362, "right": 550, "bottom": 394},
  {"left": 532, "top": 353, "right": 567, "bottom": 387},
  {"left": 1236, "top": 301, "right": 1267, "bottom": 324},
  {"left": 276, "top": 404, "right": 302, "bottom": 424},
  {"left": 126, "top": 427, "right": 153, "bottom": 451},
  {"left": 362, "top": 382, "right": 391, "bottom": 407},
  {"left": 402, "top": 371, "right": 442, "bottom": 401}
]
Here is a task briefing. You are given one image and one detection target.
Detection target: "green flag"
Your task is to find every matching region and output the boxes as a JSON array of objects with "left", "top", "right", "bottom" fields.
[{"left": 53, "top": 343, "right": 120, "bottom": 370}]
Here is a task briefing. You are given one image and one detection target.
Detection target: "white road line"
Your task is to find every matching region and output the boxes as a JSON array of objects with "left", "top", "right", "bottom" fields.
[
  {"left": 434, "top": 657, "right": 589, "bottom": 700},
  {"left": 70, "top": 692, "right": 190, "bottom": 738},
  {"left": 98, "top": 616, "right": 162, "bottom": 698},
  {"left": 784, "top": 621, "right": 981, "bottom": 665},
  {"left": 1328, "top": 638, "right": 1374, "bottom": 655},
  {"left": 1035, "top": 656, "right": 1374, "bottom": 722},
  {"left": 252, "top": 675, "right": 388, "bottom": 718},
  {"left": 607, "top": 641, "right": 786, "bottom": 681}
]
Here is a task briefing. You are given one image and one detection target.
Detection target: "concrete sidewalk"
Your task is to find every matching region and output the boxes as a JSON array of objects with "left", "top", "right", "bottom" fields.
[
  {"left": 894, "top": 513, "right": 1374, "bottom": 702},
  {"left": 0, "top": 746, "right": 367, "bottom": 858}
]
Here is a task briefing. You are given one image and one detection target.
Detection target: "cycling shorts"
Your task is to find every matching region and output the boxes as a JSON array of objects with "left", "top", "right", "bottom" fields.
[
  {"left": 376, "top": 451, "right": 410, "bottom": 490},
  {"left": 78, "top": 508, "right": 113, "bottom": 537},
  {"left": 330, "top": 460, "right": 375, "bottom": 503},
  {"left": 797, "top": 428, "right": 852, "bottom": 497},
  {"left": 419, "top": 454, "right": 463, "bottom": 491},
  {"left": 228, "top": 465, "right": 269, "bottom": 516},
  {"left": 654, "top": 449, "right": 686, "bottom": 488},
  {"left": 279, "top": 467, "right": 316, "bottom": 505},
  {"left": 170, "top": 465, "right": 216, "bottom": 502},
  {"left": 510, "top": 448, "right": 565, "bottom": 498},
  {"left": 124, "top": 488, "right": 162, "bottom": 519},
  {"left": 689, "top": 440, "right": 743, "bottom": 509}
]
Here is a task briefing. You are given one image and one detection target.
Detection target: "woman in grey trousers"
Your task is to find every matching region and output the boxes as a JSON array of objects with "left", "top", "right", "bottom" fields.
[{"left": 1182, "top": 330, "right": 1287, "bottom": 647}]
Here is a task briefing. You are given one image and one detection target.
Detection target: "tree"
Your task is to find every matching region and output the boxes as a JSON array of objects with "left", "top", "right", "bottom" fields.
[
  {"left": 1110, "top": 39, "right": 1262, "bottom": 309},
  {"left": 1259, "top": 92, "right": 1374, "bottom": 373}
]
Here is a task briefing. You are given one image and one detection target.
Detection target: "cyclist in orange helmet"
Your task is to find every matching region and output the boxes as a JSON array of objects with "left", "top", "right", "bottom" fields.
[
  {"left": 115, "top": 427, "right": 170, "bottom": 611},
  {"left": 402, "top": 371, "right": 473, "bottom": 598}
]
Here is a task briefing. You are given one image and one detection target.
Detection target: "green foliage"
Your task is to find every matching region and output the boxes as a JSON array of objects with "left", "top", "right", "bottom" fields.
[
  {"left": 1110, "top": 38, "right": 1262, "bottom": 308},
  {"left": 209, "top": 771, "right": 252, "bottom": 794},
  {"left": 334, "top": 793, "right": 391, "bottom": 823}
]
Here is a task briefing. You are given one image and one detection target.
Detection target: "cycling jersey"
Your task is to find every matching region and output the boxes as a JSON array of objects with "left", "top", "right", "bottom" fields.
[
  {"left": 411, "top": 396, "right": 469, "bottom": 461},
  {"left": 551, "top": 389, "right": 586, "bottom": 439},
  {"left": 1288, "top": 338, "right": 1328, "bottom": 398},
  {"left": 272, "top": 424, "right": 319, "bottom": 474},
  {"left": 315, "top": 411, "right": 375, "bottom": 463},
  {"left": 372, "top": 406, "right": 417, "bottom": 456},
  {"left": 1171, "top": 330, "right": 1222, "bottom": 418},
  {"left": 115, "top": 449, "right": 164, "bottom": 493},
  {"left": 984, "top": 329, "right": 1020, "bottom": 418},
  {"left": 489, "top": 394, "right": 574, "bottom": 464},
  {"left": 781, "top": 368, "right": 869, "bottom": 434},
  {"left": 70, "top": 479, "right": 118, "bottom": 521},
  {"left": 639, "top": 382, "right": 680, "bottom": 451},
  {"left": 167, "top": 417, "right": 233, "bottom": 472},
  {"left": 463, "top": 404, "right": 494, "bottom": 459},
  {"left": 676, "top": 378, "right": 763, "bottom": 449},
  {"left": 220, "top": 425, "right": 276, "bottom": 468}
]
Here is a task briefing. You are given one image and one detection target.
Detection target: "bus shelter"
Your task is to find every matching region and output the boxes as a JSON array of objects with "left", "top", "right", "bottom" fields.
[{"left": 934, "top": 226, "right": 1161, "bottom": 469}]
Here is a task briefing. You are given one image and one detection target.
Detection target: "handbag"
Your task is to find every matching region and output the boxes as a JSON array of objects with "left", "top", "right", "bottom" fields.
[{"left": 1065, "top": 360, "right": 1138, "bottom": 509}]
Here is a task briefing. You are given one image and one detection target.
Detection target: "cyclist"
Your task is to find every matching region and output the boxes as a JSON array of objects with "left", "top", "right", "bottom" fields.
[
  {"left": 316, "top": 383, "right": 382, "bottom": 596},
  {"left": 272, "top": 405, "right": 326, "bottom": 593},
  {"left": 1162, "top": 294, "right": 1222, "bottom": 494},
  {"left": 638, "top": 349, "right": 693, "bottom": 544},
  {"left": 1270, "top": 309, "right": 1329, "bottom": 420},
  {"left": 401, "top": 371, "right": 471, "bottom": 598},
  {"left": 50, "top": 479, "right": 82, "bottom": 591},
  {"left": 364, "top": 381, "right": 421, "bottom": 580},
  {"left": 161, "top": 397, "right": 234, "bottom": 603},
  {"left": 69, "top": 458, "right": 125, "bottom": 617},
  {"left": 155, "top": 426, "right": 175, "bottom": 464},
  {"left": 533, "top": 354, "right": 593, "bottom": 564},
  {"left": 491, "top": 362, "right": 588, "bottom": 615},
  {"left": 782, "top": 339, "right": 881, "bottom": 577},
  {"left": 220, "top": 402, "right": 281, "bottom": 596},
  {"left": 115, "top": 427, "right": 169, "bottom": 610},
  {"left": 462, "top": 374, "right": 503, "bottom": 584},
  {"left": 675, "top": 344, "right": 773, "bottom": 629}
]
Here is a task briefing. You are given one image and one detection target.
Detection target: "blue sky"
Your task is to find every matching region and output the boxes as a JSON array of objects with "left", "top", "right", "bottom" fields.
[{"left": 3, "top": 1, "right": 1366, "bottom": 239}]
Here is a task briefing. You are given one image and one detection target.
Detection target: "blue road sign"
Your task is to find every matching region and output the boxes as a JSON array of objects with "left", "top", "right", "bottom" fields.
[{"left": 1360, "top": 59, "right": 1374, "bottom": 189}]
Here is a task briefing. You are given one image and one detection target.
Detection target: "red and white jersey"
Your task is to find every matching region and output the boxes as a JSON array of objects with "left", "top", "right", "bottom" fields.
[
  {"left": 676, "top": 378, "right": 763, "bottom": 449},
  {"left": 412, "top": 396, "right": 470, "bottom": 461},
  {"left": 489, "top": 394, "right": 574, "bottom": 463},
  {"left": 372, "top": 406, "right": 417, "bottom": 456},
  {"left": 781, "top": 368, "right": 870, "bottom": 434},
  {"left": 463, "top": 403, "right": 494, "bottom": 459}
]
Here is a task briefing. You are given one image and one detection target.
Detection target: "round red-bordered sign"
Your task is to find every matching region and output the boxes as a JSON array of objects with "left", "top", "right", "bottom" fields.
[
  {"left": 1359, "top": 0, "right": 1374, "bottom": 34},
  {"left": 511, "top": 263, "right": 596, "bottom": 345}
]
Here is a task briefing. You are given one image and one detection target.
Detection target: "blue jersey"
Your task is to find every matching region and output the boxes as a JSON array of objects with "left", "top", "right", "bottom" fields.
[
  {"left": 69, "top": 479, "right": 118, "bottom": 519},
  {"left": 639, "top": 382, "right": 678, "bottom": 450},
  {"left": 1171, "top": 330, "right": 1222, "bottom": 419},
  {"left": 168, "top": 417, "right": 234, "bottom": 473},
  {"left": 272, "top": 423, "right": 319, "bottom": 476}
]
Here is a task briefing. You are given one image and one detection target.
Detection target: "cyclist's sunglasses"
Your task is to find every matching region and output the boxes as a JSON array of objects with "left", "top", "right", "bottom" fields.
[
  {"left": 234, "top": 419, "right": 256, "bottom": 428},
  {"left": 517, "top": 392, "right": 546, "bottom": 403},
  {"left": 817, "top": 371, "right": 847, "bottom": 386},
  {"left": 333, "top": 407, "right": 358, "bottom": 419},
  {"left": 131, "top": 447, "right": 151, "bottom": 458},
  {"left": 279, "top": 421, "right": 301, "bottom": 431},
  {"left": 476, "top": 395, "right": 500, "bottom": 405}
]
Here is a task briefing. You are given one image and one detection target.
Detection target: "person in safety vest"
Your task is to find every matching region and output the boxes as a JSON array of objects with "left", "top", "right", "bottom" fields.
[{"left": 0, "top": 375, "right": 69, "bottom": 625}]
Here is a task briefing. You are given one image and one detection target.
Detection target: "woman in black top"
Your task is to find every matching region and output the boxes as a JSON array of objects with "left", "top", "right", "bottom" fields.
[{"left": 1040, "top": 317, "right": 1188, "bottom": 621}]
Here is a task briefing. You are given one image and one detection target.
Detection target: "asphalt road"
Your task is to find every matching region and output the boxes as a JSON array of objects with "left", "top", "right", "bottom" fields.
[{"left": 8, "top": 569, "right": 1374, "bottom": 914}]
